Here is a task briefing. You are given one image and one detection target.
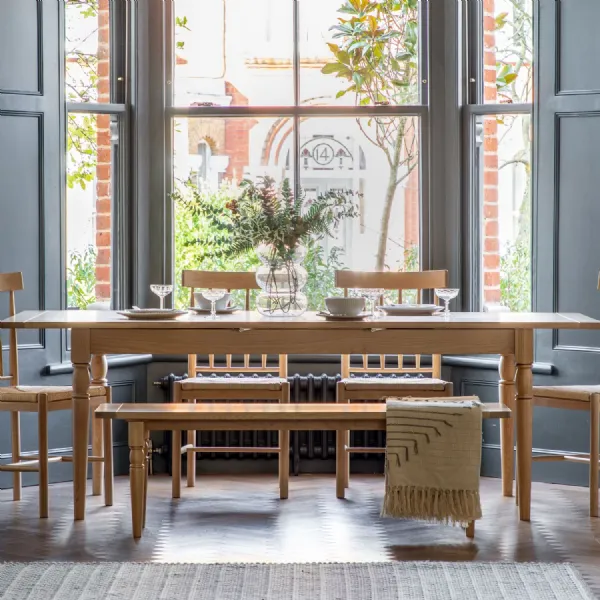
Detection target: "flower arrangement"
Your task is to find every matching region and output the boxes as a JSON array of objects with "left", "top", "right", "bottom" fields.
[
  {"left": 176, "top": 176, "right": 359, "bottom": 264},
  {"left": 173, "top": 176, "right": 359, "bottom": 316}
]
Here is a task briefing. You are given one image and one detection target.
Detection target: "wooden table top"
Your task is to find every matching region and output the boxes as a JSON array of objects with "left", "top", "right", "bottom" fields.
[
  {"left": 95, "top": 401, "right": 511, "bottom": 421},
  {"left": 3, "top": 310, "right": 600, "bottom": 330}
]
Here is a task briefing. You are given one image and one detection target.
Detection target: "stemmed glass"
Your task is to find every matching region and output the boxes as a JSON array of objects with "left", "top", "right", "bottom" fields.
[
  {"left": 202, "top": 289, "right": 227, "bottom": 320},
  {"left": 435, "top": 288, "right": 460, "bottom": 318},
  {"left": 361, "top": 288, "right": 385, "bottom": 320},
  {"left": 150, "top": 284, "right": 173, "bottom": 310}
]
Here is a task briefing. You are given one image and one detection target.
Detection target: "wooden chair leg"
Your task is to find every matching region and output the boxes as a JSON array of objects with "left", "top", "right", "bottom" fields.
[
  {"left": 103, "top": 418, "right": 114, "bottom": 506},
  {"left": 186, "top": 399, "right": 197, "bottom": 488},
  {"left": 466, "top": 521, "right": 475, "bottom": 539},
  {"left": 92, "top": 403, "right": 103, "bottom": 497},
  {"left": 590, "top": 395, "right": 599, "bottom": 518},
  {"left": 172, "top": 429, "right": 181, "bottom": 499},
  {"left": 38, "top": 395, "right": 49, "bottom": 518},
  {"left": 499, "top": 355, "right": 516, "bottom": 497},
  {"left": 336, "top": 382, "right": 350, "bottom": 489},
  {"left": 11, "top": 411, "right": 21, "bottom": 502},
  {"left": 336, "top": 429, "right": 346, "bottom": 499},
  {"left": 279, "top": 383, "right": 290, "bottom": 500}
]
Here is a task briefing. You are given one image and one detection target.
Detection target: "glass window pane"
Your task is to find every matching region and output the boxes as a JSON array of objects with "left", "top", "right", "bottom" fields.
[
  {"left": 300, "top": 0, "right": 420, "bottom": 106},
  {"left": 174, "top": 0, "right": 294, "bottom": 106},
  {"left": 66, "top": 113, "right": 113, "bottom": 308},
  {"left": 299, "top": 117, "right": 420, "bottom": 277},
  {"left": 172, "top": 117, "right": 294, "bottom": 308},
  {"left": 172, "top": 116, "right": 420, "bottom": 310},
  {"left": 65, "top": 0, "right": 111, "bottom": 103},
  {"left": 482, "top": 0, "right": 533, "bottom": 103},
  {"left": 478, "top": 113, "right": 532, "bottom": 311}
]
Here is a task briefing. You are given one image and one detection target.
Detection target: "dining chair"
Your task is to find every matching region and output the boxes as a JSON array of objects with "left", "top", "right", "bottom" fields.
[
  {"left": 0, "top": 272, "right": 113, "bottom": 517},
  {"left": 335, "top": 270, "right": 454, "bottom": 490},
  {"left": 532, "top": 385, "right": 599, "bottom": 516},
  {"left": 172, "top": 270, "right": 290, "bottom": 499}
]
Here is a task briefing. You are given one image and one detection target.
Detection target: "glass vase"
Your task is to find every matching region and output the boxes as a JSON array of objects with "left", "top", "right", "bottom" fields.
[{"left": 255, "top": 243, "right": 308, "bottom": 317}]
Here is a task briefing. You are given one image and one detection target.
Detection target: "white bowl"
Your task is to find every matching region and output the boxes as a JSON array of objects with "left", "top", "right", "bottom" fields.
[
  {"left": 325, "top": 296, "right": 365, "bottom": 317},
  {"left": 194, "top": 292, "right": 231, "bottom": 310}
]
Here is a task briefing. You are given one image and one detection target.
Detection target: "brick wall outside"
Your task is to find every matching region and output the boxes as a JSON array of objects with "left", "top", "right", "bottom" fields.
[
  {"left": 224, "top": 83, "right": 256, "bottom": 182},
  {"left": 95, "top": 0, "right": 111, "bottom": 302}
]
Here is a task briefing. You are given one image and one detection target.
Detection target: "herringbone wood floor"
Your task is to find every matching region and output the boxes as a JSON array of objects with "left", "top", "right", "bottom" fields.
[{"left": 0, "top": 476, "right": 598, "bottom": 595}]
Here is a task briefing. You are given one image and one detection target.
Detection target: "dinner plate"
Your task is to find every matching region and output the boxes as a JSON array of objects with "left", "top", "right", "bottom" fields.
[
  {"left": 317, "top": 311, "right": 371, "bottom": 321},
  {"left": 380, "top": 304, "right": 443, "bottom": 316},
  {"left": 188, "top": 306, "right": 240, "bottom": 315},
  {"left": 117, "top": 309, "right": 187, "bottom": 320}
]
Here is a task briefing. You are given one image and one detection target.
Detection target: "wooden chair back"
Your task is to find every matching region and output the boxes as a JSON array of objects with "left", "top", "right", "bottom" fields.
[
  {"left": 335, "top": 270, "right": 448, "bottom": 379},
  {"left": 182, "top": 270, "right": 288, "bottom": 378},
  {"left": 0, "top": 272, "right": 23, "bottom": 386}
]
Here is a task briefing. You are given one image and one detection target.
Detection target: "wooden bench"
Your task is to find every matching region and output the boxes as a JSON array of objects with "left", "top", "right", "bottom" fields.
[{"left": 96, "top": 401, "right": 511, "bottom": 539}]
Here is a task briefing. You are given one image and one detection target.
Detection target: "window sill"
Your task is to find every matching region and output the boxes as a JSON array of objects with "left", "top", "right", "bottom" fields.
[{"left": 43, "top": 354, "right": 153, "bottom": 376}]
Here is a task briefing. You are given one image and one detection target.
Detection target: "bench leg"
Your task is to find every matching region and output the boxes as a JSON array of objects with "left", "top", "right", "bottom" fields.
[
  {"left": 336, "top": 429, "right": 346, "bottom": 499},
  {"left": 466, "top": 521, "right": 475, "bottom": 539},
  {"left": 172, "top": 429, "right": 181, "bottom": 499},
  {"left": 103, "top": 417, "right": 114, "bottom": 507},
  {"left": 143, "top": 429, "right": 149, "bottom": 529},
  {"left": 129, "top": 421, "right": 145, "bottom": 539},
  {"left": 279, "top": 383, "right": 290, "bottom": 500}
]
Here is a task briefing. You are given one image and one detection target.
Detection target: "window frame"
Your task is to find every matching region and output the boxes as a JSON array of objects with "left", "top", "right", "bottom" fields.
[
  {"left": 61, "top": 0, "right": 131, "bottom": 359},
  {"left": 463, "top": 0, "right": 534, "bottom": 312},
  {"left": 164, "top": 0, "right": 432, "bottom": 289}
]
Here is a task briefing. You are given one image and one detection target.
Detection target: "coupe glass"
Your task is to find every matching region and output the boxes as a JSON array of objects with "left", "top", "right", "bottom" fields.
[
  {"left": 361, "top": 288, "right": 385, "bottom": 319},
  {"left": 435, "top": 288, "right": 460, "bottom": 317},
  {"left": 202, "top": 289, "right": 227, "bottom": 320},
  {"left": 150, "top": 284, "right": 173, "bottom": 310}
]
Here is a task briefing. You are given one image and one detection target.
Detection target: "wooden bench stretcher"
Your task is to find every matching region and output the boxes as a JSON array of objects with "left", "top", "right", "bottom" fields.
[{"left": 95, "top": 401, "right": 511, "bottom": 539}]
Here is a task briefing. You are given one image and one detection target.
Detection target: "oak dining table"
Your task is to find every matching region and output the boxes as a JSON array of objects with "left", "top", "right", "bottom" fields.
[{"left": 2, "top": 309, "right": 600, "bottom": 523}]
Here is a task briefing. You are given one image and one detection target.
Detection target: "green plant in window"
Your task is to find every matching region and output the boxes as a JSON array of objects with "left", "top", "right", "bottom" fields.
[
  {"left": 67, "top": 246, "right": 97, "bottom": 309},
  {"left": 500, "top": 238, "right": 531, "bottom": 312},
  {"left": 322, "top": 0, "right": 420, "bottom": 270}
]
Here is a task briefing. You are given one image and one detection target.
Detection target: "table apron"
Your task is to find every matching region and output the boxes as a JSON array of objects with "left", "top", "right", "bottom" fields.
[{"left": 88, "top": 327, "right": 516, "bottom": 356}]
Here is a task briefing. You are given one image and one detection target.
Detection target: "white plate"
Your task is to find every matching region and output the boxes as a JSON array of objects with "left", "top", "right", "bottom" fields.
[
  {"left": 188, "top": 306, "right": 240, "bottom": 315},
  {"left": 317, "top": 311, "right": 371, "bottom": 321},
  {"left": 118, "top": 309, "right": 187, "bottom": 320},
  {"left": 380, "top": 304, "right": 443, "bottom": 316}
]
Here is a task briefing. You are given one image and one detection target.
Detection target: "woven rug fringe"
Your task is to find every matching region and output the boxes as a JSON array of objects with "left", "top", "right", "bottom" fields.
[{"left": 382, "top": 485, "right": 482, "bottom": 526}]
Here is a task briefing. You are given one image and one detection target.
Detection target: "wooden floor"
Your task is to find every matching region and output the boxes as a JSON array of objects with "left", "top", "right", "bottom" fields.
[{"left": 0, "top": 475, "right": 599, "bottom": 595}]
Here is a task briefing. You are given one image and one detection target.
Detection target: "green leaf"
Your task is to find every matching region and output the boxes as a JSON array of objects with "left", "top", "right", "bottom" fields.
[{"left": 321, "top": 62, "right": 345, "bottom": 74}]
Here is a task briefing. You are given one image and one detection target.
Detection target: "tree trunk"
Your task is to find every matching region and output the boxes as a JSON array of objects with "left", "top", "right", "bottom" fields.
[
  {"left": 375, "top": 165, "right": 400, "bottom": 271},
  {"left": 375, "top": 124, "right": 404, "bottom": 271}
]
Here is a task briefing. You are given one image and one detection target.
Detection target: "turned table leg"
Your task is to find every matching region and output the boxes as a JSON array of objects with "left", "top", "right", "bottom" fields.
[
  {"left": 129, "top": 421, "right": 146, "bottom": 539},
  {"left": 72, "top": 329, "right": 92, "bottom": 521},
  {"left": 515, "top": 330, "right": 533, "bottom": 521}
]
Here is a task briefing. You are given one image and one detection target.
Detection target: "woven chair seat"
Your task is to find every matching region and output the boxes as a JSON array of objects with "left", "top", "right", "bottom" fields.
[
  {"left": 181, "top": 377, "right": 286, "bottom": 391},
  {"left": 0, "top": 385, "right": 107, "bottom": 403},
  {"left": 341, "top": 377, "right": 448, "bottom": 391},
  {"left": 533, "top": 385, "right": 600, "bottom": 403}
]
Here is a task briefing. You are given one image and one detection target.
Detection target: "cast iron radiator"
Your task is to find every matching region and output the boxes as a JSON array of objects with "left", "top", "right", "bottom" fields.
[{"left": 154, "top": 373, "right": 387, "bottom": 475}]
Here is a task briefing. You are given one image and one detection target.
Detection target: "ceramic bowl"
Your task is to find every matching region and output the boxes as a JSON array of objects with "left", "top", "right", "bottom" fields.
[{"left": 325, "top": 296, "right": 365, "bottom": 317}]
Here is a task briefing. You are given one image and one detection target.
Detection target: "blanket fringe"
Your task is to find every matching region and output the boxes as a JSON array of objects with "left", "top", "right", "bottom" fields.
[{"left": 381, "top": 486, "right": 482, "bottom": 526}]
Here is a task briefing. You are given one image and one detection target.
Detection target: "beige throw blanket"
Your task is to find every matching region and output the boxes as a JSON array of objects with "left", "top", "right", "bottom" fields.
[{"left": 382, "top": 396, "right": 483, "bottom": 526}]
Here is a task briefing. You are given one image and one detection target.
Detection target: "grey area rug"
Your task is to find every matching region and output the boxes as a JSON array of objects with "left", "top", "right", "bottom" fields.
[{"left": 0, "top": 562, "right": 594, "bottom": 600}]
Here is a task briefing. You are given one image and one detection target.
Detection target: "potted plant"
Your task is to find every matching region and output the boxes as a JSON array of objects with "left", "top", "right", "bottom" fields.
[{"left": 175, "top": 176, "right": 359, "bottom": 316}]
